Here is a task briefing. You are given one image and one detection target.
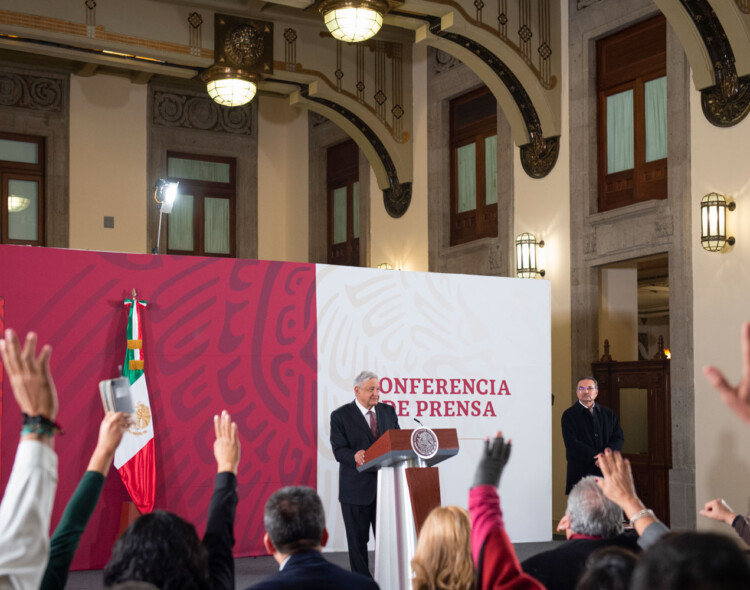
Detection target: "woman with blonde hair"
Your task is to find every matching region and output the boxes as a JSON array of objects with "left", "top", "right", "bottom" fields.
[{"left": 412, "top": 505, "right": 476, "bottom": 590}]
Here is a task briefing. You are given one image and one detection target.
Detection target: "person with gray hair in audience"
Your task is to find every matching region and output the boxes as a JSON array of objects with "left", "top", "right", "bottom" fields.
[
  {"left": 521, "top": 476, "right": 639, "bottom": 590},
  {"left": 247, "top": 486, "right": 379, "bottom": 589}
]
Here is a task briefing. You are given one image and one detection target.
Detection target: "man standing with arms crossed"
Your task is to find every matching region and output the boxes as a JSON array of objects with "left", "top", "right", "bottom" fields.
[
  {"left": 561, "top": 376, "right": 624, "bottom": 494},
  {"left": 330, "top": 371, "right": 400, "bottom": 577}
]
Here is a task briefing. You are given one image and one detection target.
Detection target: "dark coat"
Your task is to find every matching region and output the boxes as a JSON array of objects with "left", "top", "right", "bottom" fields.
[
  {"left": 521, "top": 532, "right": 640, "bottom": 590},
  {"left": 245, "top": 550, "right": 380, "bottom": 590},
  {"left": 330, "top": 401, "right": 400, "bottom": 505},
  {"left": 561, "top": 402, "right": 624, "bottom": 494}
]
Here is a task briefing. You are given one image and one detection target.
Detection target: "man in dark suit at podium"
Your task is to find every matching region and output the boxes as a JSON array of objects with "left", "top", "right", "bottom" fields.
[{"left": 330, "top": 370, "right": 400, "bottom": 577}]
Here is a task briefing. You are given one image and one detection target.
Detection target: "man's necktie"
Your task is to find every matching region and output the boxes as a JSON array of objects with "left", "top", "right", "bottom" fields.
[{"left": 367, "top": 410, "right": 379, "bottom": 439}]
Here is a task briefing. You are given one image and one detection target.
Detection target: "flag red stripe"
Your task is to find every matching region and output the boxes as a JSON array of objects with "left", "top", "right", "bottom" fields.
[{"left": 118, "top": 437, "right": 156, "bottom": 514}]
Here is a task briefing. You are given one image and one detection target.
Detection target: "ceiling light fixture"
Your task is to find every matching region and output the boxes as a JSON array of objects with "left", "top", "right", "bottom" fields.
[
  {"left": 204, "top": 66, "right": 258, "bottom": 107},
  {"left": 204, "top": 15, "right": 273, "bottom": 108},
  {"left": 319, "top": 0, "right": 388, "bottom": 42}
]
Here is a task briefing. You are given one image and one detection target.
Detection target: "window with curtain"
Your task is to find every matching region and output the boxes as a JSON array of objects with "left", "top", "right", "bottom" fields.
[
  {"left": 597, "top": 15, "right": 667, "bottom": 212},
  {"left": 450, "top": 86, "right": 498, "bottom": 246},
  {"left": 165, "top": 152, "right": 236, "bottom": 257},
  {"left": 0, "top": 133, "right": 44, "bottom": 246},
  {"left": 327, "top": 139, "right": 360, "bottom": 266}
]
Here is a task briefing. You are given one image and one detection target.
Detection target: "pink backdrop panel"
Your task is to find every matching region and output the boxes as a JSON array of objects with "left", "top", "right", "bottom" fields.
[{"left": 0, "top": 245, "right": 317, "bottom": 570}]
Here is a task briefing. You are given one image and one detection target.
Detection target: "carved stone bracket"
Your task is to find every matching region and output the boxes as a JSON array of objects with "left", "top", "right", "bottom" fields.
[
  {"left": 301, "top": 86, "right": 411, "bottom": 218},
  {"left": 520, "top": 134, "right": 560, "bottom": 179},
  {"left": 152, "top": 90, "right": 253, "bottom": 134},
  {"left": 701, "top": 74, "right": 750, "bottom": 127},
  {"left": 428, "top": 19, "right": 559, "bottom": 178},
  {"left": 681, "top": 0, "right": 750, "bottom": 126},
  {"left": 0, "top": 70, "right": 64, "bottom": 112},
  {"left": 383, "top": 181, "right": 412, "bottom": 218},
  {"left": 432, "top": 49, "right": 461, "bottom": 75}
]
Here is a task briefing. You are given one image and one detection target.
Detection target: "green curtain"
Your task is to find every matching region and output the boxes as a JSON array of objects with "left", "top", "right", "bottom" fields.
[
  {"left": 0, "top": 139, "right": 37, "bottom": 164},
  {"left": 7, "top": 179, "right": 38, "bottom": 241},
  {"left": 485, "top": 135, "right": 498, "bottom": 205},
  {"left": 168, "top": 194, "right": 194, "bottom": 251},
  {"left": 457, "top": 143, "right": 477, "bottom": 213},
  {"left": 167, "top": 157, "right": 230, "bottom": 183},
  {"left": 645, "top": 76, "right": 667, "bottom": 162},
  {"left": 606, "top": 89, "right": 634, "bottom": 173},
  {"left": 204, "top": 197, "right": 230, "bottom": 254}
]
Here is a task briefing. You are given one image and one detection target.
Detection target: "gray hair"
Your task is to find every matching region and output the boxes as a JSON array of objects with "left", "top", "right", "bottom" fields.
[
  {"left": 354, "top": 370, "right": 379, "bottom": 388},
  {"left": 567, "top": 476, "right": 623, "bottom": 538},
  {"left": 264, "top": 486, "right": 325, "bottom": 554}
]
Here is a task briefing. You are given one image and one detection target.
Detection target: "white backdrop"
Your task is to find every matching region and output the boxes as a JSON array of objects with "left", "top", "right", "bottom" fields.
[{"left": 315, "top": 265, "right": 551, "bottom": 551}]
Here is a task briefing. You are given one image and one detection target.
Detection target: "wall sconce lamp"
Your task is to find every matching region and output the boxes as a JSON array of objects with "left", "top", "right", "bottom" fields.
[
  {"left": 515, "top": 233, "right": 545, "bottom": 278},
  {"left": 152, "top": 179, "right": 179, "bottom": 255},
  {"left": 376, "top": 262, "right": 394, "bottom": 270},
  {"left": 203, "top": 15, "right": 273, "bottom": 107},
  {"left": 319, "top": 0, "right": 389, "bottom": 42},
  {"left": 701, "top": 192, "right": 736, "bottom": 252}
]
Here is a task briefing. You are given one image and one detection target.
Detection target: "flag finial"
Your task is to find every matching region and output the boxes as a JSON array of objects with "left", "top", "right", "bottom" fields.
[{"left": 131, "top": 288, "right": 137, "bottom": 300}]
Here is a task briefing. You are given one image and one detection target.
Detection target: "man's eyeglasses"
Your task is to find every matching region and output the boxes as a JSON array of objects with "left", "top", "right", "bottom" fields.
[{"left": 577, "top": 386, "right": 596, "bottom": 392}]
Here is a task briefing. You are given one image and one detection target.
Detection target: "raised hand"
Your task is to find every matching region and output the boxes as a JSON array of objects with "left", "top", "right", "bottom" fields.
[
  {"left": 0, "top": 329, "right": 58, "bottom": 421},
  {"left": 88, "top": 412, "right": 133, "bottom": 474},
  {"left": 699, "top": 498, "right": 737, "bottom": 525},
  {"left": 214, "top": 410, "right": 241, "bottom": 475},
  {"left": 472, "top": 430, "right": 512, "bottom": 489},
  {"left": 703, "top": 321, "right": 750, "bottom": 424}
]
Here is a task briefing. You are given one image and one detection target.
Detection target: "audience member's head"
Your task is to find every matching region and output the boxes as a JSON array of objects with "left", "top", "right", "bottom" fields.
[
  {"left": 264, "top": 486, "right": 326, "bottom": 556},
  {"left": 103, "top": 510, "right": 209, "bottom": 590},
  {"left": 630, "top": 531, "right": 750, "bottom": 589},
  {"left": 567, "top": 476, "right": 623, "bottom": 538},
  {"left": 411, "top": 505, "right": 475, "bottom": 590},
  {"left": 575, "top": 546, "right": 638, "bottom": 590}
]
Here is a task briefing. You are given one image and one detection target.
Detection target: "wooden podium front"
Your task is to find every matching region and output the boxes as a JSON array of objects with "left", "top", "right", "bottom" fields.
[{"left": 358, "top": 428, "right": 458, "bottom": 589}]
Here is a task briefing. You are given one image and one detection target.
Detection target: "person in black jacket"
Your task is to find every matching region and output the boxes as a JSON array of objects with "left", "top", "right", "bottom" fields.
[
  {"left": 561, "top": 377, "right": 623, "bottom": 494},
  {"left": 330, "top": 370, "right": 400, "bottom": 577},
  {"left": 247, "top": 486, "right": 379, "bottom": 590}
]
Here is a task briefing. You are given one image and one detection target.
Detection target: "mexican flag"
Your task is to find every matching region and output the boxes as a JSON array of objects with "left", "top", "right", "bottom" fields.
[{"left": 114, "top": 295, "right": 156, "bottom": 514}]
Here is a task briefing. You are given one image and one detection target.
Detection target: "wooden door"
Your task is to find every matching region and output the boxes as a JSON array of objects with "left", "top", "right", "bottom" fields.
[{"left": 592, "top": 359, "right": 672, "bottom": 525}]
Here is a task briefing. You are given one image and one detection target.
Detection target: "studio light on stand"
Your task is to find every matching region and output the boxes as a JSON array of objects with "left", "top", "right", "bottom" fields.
[{"left": 152, "top": 179, "right": 179, "bottom": 255}]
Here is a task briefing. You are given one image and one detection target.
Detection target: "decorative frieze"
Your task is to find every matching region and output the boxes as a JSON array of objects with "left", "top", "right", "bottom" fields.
[
  {"left": 152, "top": 90, "right": 252, "bottom": 135},
  {"left": 0, "top": 70, "right": 64, "bottom": 112}
]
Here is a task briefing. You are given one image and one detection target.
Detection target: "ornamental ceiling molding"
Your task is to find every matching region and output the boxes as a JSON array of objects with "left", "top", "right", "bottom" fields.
[
  {"left": 0, "top": 69, "right": 65, "bottom": 113},
  {"left": 676, "top": 0, "right": 750, "bottom": 126},
  {"left": 299, "top": 85, "right": 411, "bottom": 217},
  {"left": 426, "top": 17, "right": 559, "bottom": 178},
  {"left": 152, "top": 89, "right": 253, "bottom": 135},
  {"left": 415, "top": 0, "right": 557, "bottom": 89}
]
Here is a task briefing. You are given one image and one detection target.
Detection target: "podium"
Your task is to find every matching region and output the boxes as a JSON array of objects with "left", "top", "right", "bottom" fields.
[{"left": 358, "top": 428, "right": 459, "bottom": 589}]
